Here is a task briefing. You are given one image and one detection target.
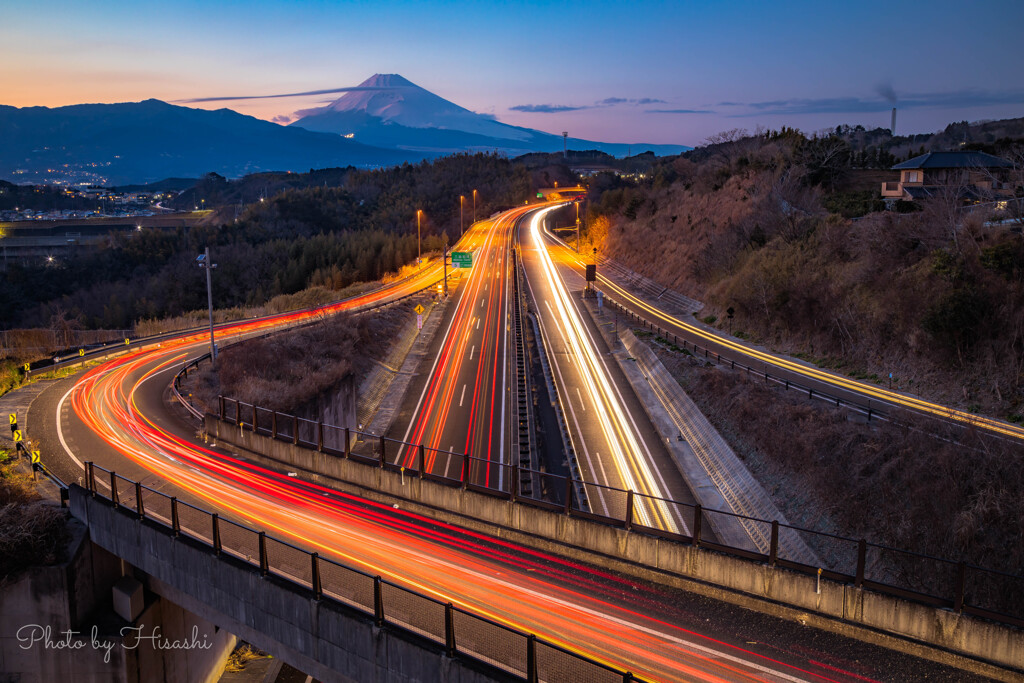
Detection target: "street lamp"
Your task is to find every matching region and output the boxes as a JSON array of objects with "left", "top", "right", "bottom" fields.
[
  {"left": 459, "top": 195, "right": 465, "bottom": 236},
  {"left": 472, "top": 189, "right": 477, "bottom": 224},
  {"left": 196, "top": 247, "right": 217, "bottom": 362},
  {"left": 416, "top": 209, "right": 423, "bottom": 262}
]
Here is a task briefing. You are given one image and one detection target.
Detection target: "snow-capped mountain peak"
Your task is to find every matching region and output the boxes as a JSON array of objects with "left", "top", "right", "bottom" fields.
[{"left": 295, "top": 73, "right": 532, "bottom": 141}]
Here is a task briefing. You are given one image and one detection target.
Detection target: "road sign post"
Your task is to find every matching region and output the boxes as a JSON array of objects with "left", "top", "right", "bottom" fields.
[{"left": 451, "top": 252, "right": 473, "bottom": 269}]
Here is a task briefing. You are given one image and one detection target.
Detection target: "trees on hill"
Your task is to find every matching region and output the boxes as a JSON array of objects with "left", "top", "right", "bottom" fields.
[{"left": 0, "top": 153, "right": 531, "bottom": 332}]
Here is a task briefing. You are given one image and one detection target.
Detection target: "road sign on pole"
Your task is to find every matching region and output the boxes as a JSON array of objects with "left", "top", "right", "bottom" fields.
[
  {"left": 414, "top": 304, "right": 424, "bottom": 315},
  {"left": 451, "top": 252, "right": 473, "bottom": 268}
]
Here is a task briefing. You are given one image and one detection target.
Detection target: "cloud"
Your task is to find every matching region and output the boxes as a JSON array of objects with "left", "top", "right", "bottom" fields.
[
  {"left": 724, "top": 89, "right": 1024, "bottom": 117},
  {"left": 646, "top": 108, "right": 715, "bottom": 114},
  {"left": 596, "top": 97, "right": 668, "bottom": 106},
  {"left": 271, "top": 115, "right": 293, "bottom": 124},
  {"left": 175, "top": 85, "right": 401, "bottom": 104},
  {"left": 509, "top": 103, "right": 589, "bottom": 113}
]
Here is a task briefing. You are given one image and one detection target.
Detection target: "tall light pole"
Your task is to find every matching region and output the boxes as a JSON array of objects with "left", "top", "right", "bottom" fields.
[
  {"left": 459, "top": 195, "right": 465, "bottom": 236},
  {"left": 472, "top": 189, "right": 477, "bottom": 224},
  {"left": 196, "top": 247, "right": 217, "bottom": 362},
  {"left": 575, "top": 200, "right": 580, "bottom": 253},
  {"left": 416, "top": 209, "right": 423, "bottom": 262}
]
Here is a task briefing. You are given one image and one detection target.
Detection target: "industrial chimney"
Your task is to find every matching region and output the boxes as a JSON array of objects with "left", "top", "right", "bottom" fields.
[
  {"left": 563, "top": 131, "right": 568, "bottom": 158},
  {"left": 891, "top": 108, "right": 897, "bottom": 136}
]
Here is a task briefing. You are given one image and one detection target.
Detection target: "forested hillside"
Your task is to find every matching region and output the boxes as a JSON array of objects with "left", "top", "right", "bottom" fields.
[
  {"left": 0, "top": 153, "right": 531, "bottom": 331},
  {"left": 584, "top": 128, "right": 1024, "bottom": 420}
]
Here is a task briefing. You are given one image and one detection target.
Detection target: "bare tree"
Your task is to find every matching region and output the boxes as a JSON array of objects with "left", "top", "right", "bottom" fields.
[{"left": 49, "top": 306, "right": 81, "bottom": 350}]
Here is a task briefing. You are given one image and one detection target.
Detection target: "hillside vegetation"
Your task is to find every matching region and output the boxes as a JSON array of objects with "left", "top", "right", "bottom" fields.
[
  {"left": 1, "top": 153, "right": 530, "bottom": 333},
  {"left": 586, "top": 127, "right": 1024, "bottom": 420}
]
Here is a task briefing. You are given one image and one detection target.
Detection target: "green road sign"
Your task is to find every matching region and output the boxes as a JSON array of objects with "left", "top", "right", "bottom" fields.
[{"left": 451, "top": 252, "right": 473, "bottom": 268}]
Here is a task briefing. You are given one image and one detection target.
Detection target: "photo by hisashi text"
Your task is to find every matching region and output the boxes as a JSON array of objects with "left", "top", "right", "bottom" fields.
[{"left": 16, "top": 623, "right": 213, "bottom": 663}]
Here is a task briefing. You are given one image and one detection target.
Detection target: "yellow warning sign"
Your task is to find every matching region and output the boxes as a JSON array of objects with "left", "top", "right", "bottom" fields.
[
  {"left": 24, "top": 363, "right": 30, "bottom": 372},
  {"left": 8, "top": 413, "right": 16, "bottom": 425},
  {"left": 12, "top": 430, "right": 23, "bottom": 442},
  {"left": 31, "top": 451, "right": 40, "bottom": 464},
  {"left": 79, "top": 348, "right": 85, "bottom": 357},
  {"left": 125, "top": 338, "right": 130, "bottom": 346},
  {"left": 414, "top": 304, "right": 424, "bottom": 315}
]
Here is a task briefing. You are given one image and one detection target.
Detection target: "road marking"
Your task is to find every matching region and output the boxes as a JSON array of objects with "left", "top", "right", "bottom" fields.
[
  {"left": 459, "top": 384, "right": 467, "bottom": 407},
  {"left": 477, "top": 318, "right": 481, "bottom": 330},
  {"left": 576, "top": 387, "right": 586, "bottom": 411},
  {"left": 480, "top": 297, "right": 484, "bottom": 307},
  {"left": 470, "top": 345, "right": 475, "bottom": 360}
]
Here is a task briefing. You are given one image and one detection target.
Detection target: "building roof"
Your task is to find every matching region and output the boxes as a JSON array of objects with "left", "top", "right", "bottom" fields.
[{"left": 892, "top": 151, "right": 1012, "bottom": 170}]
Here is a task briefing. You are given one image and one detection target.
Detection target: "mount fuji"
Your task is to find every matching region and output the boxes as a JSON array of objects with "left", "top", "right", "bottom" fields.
[{"left": 290, "top": 74, "right": 688, "bottom": 157}]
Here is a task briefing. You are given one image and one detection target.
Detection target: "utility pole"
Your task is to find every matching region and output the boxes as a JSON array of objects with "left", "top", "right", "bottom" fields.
[
  {"left": 443, "top": 234, "right": 449, "bottom": 296},
  {"left": 472, "top": 189, "right": 477, "bottom": 224},
  {"left": 197, "top": 247, "right": 217, "bottom": 362},
  {"left": 460, "top": 195, "right": 464, "bottom": 236}
]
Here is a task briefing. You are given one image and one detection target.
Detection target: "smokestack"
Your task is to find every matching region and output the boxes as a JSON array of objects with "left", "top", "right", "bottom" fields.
[
  {"left": 563, "top": 131, "right": 568, "bottom": 158},
  {"left": 891, "top": 108, "right": 897, "bottom": 136}
]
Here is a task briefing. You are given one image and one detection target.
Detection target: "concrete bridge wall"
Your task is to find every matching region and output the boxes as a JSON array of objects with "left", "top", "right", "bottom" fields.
[
  {"left": 69, "top": 486, "right": 521, "bottom": 683},
  {"left": 207, "top": 415, "right": 1024, "bottom": 679}
]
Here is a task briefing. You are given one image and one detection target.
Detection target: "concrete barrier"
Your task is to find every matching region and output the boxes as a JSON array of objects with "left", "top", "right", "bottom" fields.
[{"left": 206, "top": 414, "right": 1024, "bottom": 679}]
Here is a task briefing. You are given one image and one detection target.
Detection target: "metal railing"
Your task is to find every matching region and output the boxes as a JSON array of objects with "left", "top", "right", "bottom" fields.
[
  {"left": 80, "top": 461, "right": 648, "bottom": 683},
  {"left": 217, "top": 395, "right": 1024, "bottom": 629}
]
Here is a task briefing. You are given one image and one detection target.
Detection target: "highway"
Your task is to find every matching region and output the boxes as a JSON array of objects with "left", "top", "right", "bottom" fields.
[
  {"left": 23, "top": 205, "right": 984, "bottom": 682},
  {"left": 544, "top": 232, "right": 1024, "bottom": 442},
  {"left": 390, "top": 206, "right": 533, "bottom": 486},
  {"left": 520, "top": 206, "right": 701, "bottom": 534}
]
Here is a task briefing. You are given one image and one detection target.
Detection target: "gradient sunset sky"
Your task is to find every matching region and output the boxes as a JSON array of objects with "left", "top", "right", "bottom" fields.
[{"left": 4, "top": 0, "right": 1023, "bottom": 146}]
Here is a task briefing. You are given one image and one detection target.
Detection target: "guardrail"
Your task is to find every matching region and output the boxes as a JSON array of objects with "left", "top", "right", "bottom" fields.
[
  {"left": 604, "top": 298, "right": 890, "bottom": 422},
  {"left": 20, "top": 257, "right": 447, "bottom": 381},
  {"left": 80, "top": 461, "right": 648, "bottom": 683},
  {"left": 216, "top": 395, "right": 1024, "bottom": 630}
]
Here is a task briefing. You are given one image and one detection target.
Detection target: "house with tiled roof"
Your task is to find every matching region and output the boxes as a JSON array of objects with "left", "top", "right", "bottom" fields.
[{"left": 880, "top": 150, "right": 1014, "bottom": 204}]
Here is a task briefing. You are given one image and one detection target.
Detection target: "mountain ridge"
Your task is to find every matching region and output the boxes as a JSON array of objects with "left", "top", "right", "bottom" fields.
[{"left": 0, "top": 99, "right": 426, "bottom": 185}]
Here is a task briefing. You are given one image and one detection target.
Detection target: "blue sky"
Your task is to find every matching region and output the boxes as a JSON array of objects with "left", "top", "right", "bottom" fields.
[{"left": 4, "top": 0, "right": 1023, "bottom": 146}]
